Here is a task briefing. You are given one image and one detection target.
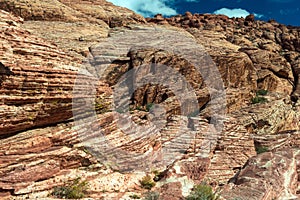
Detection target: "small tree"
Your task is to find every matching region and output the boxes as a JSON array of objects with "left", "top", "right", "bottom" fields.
[
  {"left": 52, "top": 177, "right": 89, "bottom": 199},
  {"left": 186, "top": 184, "right": 219, "bottom": 200},
  {"left": 140, "top": 175, "right": 156, "bottom": 190}
]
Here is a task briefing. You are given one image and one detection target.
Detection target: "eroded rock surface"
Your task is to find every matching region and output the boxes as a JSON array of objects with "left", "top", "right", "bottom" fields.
[
  {"left": 221, "top": 149, "right": 300, "bottom": 200},
  {"left": 0, "top": 0, "right": 145, "bottom": 59},
  {"left": 0, "top": 2, "right": 300, "bottom": 200}
]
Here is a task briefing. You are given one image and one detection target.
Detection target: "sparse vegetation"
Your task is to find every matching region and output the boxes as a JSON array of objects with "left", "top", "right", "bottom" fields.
[
  {"left": 77, "top": 146, "right": 91, "bottom": 155},
  {"left": 143, "top": 191, "right": 160, "bottom": 200},
  {"left": 256, "top": 89, "right": 268, "bottom": 96},
  {"left": 251, "top": 89, "right": 268, "bottom": 104},
  {"left": 152, "top": 170, "right": 163, "bottom": 182},
  {"left": 145, "top": 103, "right": 154, "bottom": 112},
  {"left": 129, "top": 193, "right": 141, "bottom": 199},
  {"left": 130, "top": 103, "right": 154, "bottom": 112},
  {"left": 255, "top": 146, "right": 269, "bottom": 154},
  {"left": 52, "top": 177, "right": 89, "bottom": 199},
  {"left": 136, "top": 106, "right": 143, "bottom": 111},
  {"left": 251, "top": 96, "right": 268, "bottom": 104},
  {"left": 95, "top": 98, "right": 111, "bottom": 114},
  {"left": 186, "top": 184, "right": 219, "bottom": 200},
  {"left": 140, "top": 175, "right": 156, "bottom": 190}
]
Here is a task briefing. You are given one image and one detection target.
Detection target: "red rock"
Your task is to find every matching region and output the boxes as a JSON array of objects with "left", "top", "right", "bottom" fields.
[
  {"left": 245, "top": 14, "right": 255, "bottom": 22},
  {"left": 159, "top": 182, "right": 184, "bottom": 200},
  {"left": 154, "top": 14, "right": 165, "bottom": 21},
  {"left": 221, "top": 149, "right": 300, "bottom": 199},
  {"left": 0, "top": 1, "right": 300, "bottom": 199}
]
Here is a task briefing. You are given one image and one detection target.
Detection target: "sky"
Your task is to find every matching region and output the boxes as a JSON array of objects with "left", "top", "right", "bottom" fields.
[{"left": 107, "top": 0, "right": 300, "bottom": 26}]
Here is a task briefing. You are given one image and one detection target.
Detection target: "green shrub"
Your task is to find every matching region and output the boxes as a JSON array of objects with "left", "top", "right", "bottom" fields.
[
  {"left": 251, "top": 96, "right": 267, "bottom": 104},
  {"left": 129, "top": 194, "right": 141, "bottom": 199},
  {"left": 152, "top": 170, "right": 163, "bottom": 182},
  {"left": 131, "top": 103, "right": 154, "bottom": 112},
  {"left": 145, "top": 103, "right": 154, "bottom": 112},
  {"left": 137, "top": 106, "right": 144, "bottom": 111},
  {"left": 256, "top": 89, "right": 268, "bottom": 96},
  {"left": 95, "top": 98, "right": 110, "bottom": 114},
  {"left": 186, "top": 184, "right": 219, "bottom": 200},
  {"left": 143, "top": 191, "right": 160, "bottom": 200},
  {"left": 255, "top": 146, "right": 269, "bottom": 154},
  {"left": 52, "top": 177, "right": 89, "bottom": 199},
  {"left": 251, "top": 89, "right": 268, "bottom": 104},
  {"left": 140, "top": 175, "right": 156, "bottom": 190}
]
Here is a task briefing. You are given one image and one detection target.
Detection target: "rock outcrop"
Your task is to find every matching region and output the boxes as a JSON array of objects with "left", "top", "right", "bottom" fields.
[
  {"left": 221, "top": 149, "right": 300, "bottom": 200},
  {"left": 0, "top": 0, "right": 146, "bottom": 59},
  {"left": 147, "top": 13, "right": 300, "bottom": 103},
  {"left": 0, "top": 9, "right": 78, "bottom": 136},
  {"left": 0, "top": 1, "right": 300, "bottom": 200}
]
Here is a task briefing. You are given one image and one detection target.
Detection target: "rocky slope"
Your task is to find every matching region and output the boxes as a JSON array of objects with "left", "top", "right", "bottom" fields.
[{"left": 0, "top": 1, "right": 300, "bottom": 200}]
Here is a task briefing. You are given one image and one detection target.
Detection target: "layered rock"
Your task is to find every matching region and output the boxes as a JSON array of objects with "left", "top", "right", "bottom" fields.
[
  {"left": 148, "top": 13, "right": 300, "bottom": 103},
  {"left": 221, "top": 149, "right": 300, "bottom": 200},
  {"left": 0, "top": 0, "right": 145, "bottom": 59},
  {"left": 1, "top": 2, "right": 300, "bottom": 200},
  {"left": 0, "top": 10, "right": 77, "bottom": 136},
  {"left": 0, "top": 0, "right": 145, "bottom": 24},
  {"left": 0, "top": 119, "right": 148, "bottom": 199}
]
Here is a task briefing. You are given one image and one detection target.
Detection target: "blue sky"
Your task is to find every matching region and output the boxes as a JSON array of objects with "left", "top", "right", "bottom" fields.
[{"left": 108, "top": 0, "right": 300, "bottom": 26}]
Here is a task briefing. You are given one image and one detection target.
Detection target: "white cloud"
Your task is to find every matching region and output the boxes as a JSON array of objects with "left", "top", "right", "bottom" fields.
[
  {"left": 213, "top": 8, "right": 250, "bottom": 18},
  {"left": 254, "top": 13, "right": 264, "bottom": 18},
  {"left": 213, "top": 8, "right": 264, "bottom": 18},
  {"left": 107, "top": 0, "right": 177, "bottom": 17}
]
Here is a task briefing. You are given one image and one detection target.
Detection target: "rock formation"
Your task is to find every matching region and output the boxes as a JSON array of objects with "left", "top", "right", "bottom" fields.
[{"left": 0, "top": 1, "right": 300, "bottom": 200}]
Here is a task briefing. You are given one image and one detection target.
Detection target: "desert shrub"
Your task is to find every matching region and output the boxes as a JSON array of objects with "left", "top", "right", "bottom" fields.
[
  {"left": 251, "top": 96, "right": 267, "bottom": 104},
  {"left": 256, "top": 89, "right": 268, "bottom": 96},
  {"left": 152, "top": 170, "right": 164, "bottom": 182},
  {"left": 136, "top": 106, "right": 143, "bottom": 111},
  {"left": 95, "top": 98, "right": 111, "bottom": 114},
  {"left": 186, "top": 184, "right": 219, "bottom": 200},
  {"left": 140, "top": 175, "right": 156, "bottom": 189},
  {"left": 129, "top": 194, "right": 141, "bottom": 199},
  {"left": 143, "top": 191, "right": 160, "bottom": 200},
  {"left": 131, "top": 103, "right": 154, "bottom": 112},
  {"left": 255, "top": 146, "right": 269, "bottom": 154},
  {"left": 251, "top": 89, "right": 268, "bottom": 104},
  {"left": 145, "top": 103, "right": 154, "bottom": 112},
  {"left": 52, "top": 177, "right": 89, "bottom": 199}
]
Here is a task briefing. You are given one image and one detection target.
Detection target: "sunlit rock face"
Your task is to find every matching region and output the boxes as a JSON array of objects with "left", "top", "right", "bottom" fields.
[{"left": 0, "top": 1, "right": 300, "bottom": 199}]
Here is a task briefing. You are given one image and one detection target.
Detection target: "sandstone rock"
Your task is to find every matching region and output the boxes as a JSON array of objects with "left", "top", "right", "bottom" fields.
[
  {"left": 1, "top": 1, "right": 300, "bottom": 199},
  {"left": 221, "top": 149, "right": 300, "bottom": 200},
  {"left": 23, "top": 20, "right": 109, "bottom": 59},
  {"left": 245, "top": 14, "right": 255, "bottom": 22},
  {"left": 240, "top": 48, "right": 294, "bottom": 95},
  {"left": 0, "top": 9, "right": 114, "bottom": 137},
  {"left": 0, "top": 0, "right": 145, "bottom": 24},
  {"left": 0, "top": 0, "right": 146, "bottom": 59},
  {"left": 0, "top": 10, "right": 77, "bottom": 136},
  {"left": 154, "top": 14, "right": 165, "bottom": 21},
  {"left": 158, "top": 182, "right": 184, "bottom": 200},
  {"left": 289, "top": 55, "right": 300, "bottom": 101}
]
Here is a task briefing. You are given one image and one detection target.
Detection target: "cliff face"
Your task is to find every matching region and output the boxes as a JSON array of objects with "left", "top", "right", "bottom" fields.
[
  {"left": 0, "top": 1, "right": 300, "bottom": 200},
  {"left": 0, "top": 0, "right": 145, "bottom": 59}
]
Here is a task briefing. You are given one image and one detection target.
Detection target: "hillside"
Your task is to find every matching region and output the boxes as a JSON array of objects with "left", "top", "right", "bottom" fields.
[{"left": 0, "top": 1, "right": 300, "bottom": 199}]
